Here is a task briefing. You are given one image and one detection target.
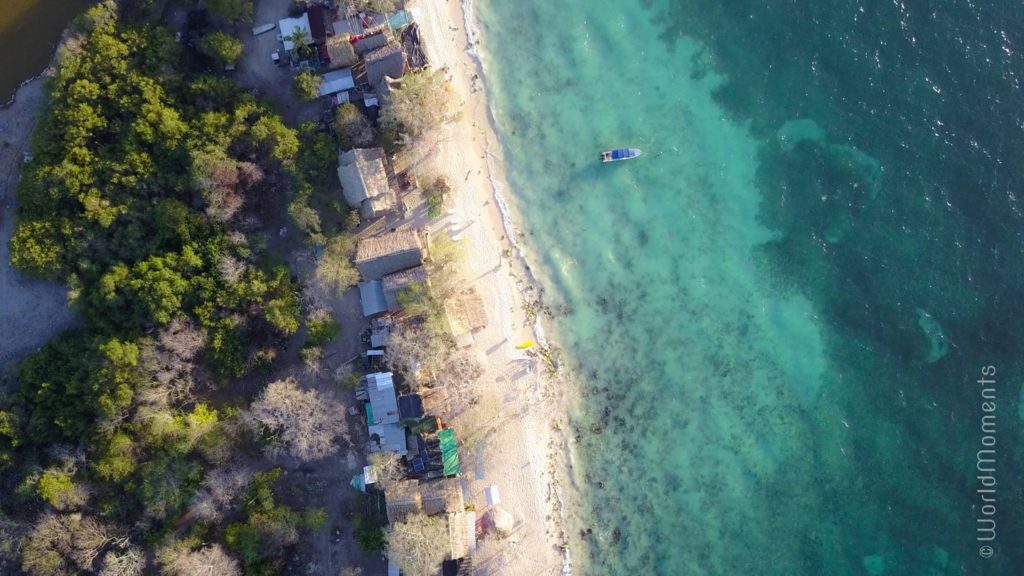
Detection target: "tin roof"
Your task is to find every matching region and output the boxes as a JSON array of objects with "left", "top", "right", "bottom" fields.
[
  {"left": 369, "top": 422, "right": 407, "bottom": 456},
  {"left": 319, "top": 67, "right": 355, "bottom": 96},
  {"left": 365, "top": 372, "right": 399, "bottom": 425},
  {"left": 359, "top": 280, "right": 388, "bottom": 317}
]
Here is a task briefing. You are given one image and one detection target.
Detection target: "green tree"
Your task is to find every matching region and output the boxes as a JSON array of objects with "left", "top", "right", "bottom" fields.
[
  {"left": 93, "top": 430, "right": 136, "bottom": 481},
  {"left": 37, "top": 468, "right": 85, "bottom": 511},
  {"left": 292, "top": 69, "right": 321, "bottom": 102},
  {"left": 225, "top": 469, "right": 324, "bottom": 576},
  {"left": 8, "top": 220, "right": 66, "bottom": 279},
  {"left": 0, "top": 409, "right": 22, "bottom": 472},
  {"left": 17, "top": 334, "right": 103, "bottom": 443},
  {"left": 422, "top": 176, "right": 451, "bottom": 219},
  {"left": 288, "top": 197, "right": 323, "bottom": 243},
  {"left": 263, "top": 270, "right": 300, "bottom": 335},
  {"left": 208, "top": 320, "right": 247, "bottom": 378},
  {"left": 200, "top": 31, "right": 244, "bottom": 66},
  {"left": 305, "top": 317, "right": 340, "bottom": 347},
  {"left": 207, "top": 0, "right": 254, "bottom": 23},
  {"left": 316, "top": 234, "right": 359, "bottom": 295}
]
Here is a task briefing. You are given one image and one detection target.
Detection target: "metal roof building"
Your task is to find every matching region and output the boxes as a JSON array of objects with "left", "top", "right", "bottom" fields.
[
  {"left": 354, "top": 30, "right": 389, "bottom": 55},
  {"left": 369, "top": 422, "right": 407, "bottom": 456},
  {"left": 365, "top": 372, "right": 399, "bottom": 425},
  {"left": 318, "top": 67, "right": 355, "bottom": 97},
  {"left": 398, "top": 394, "right": 424, "bottom": 420},
  {"left": 358, "top": 280, "right": 388, "bottom": 317},
  {"left": 279, "top": 13, "right": 311, "bottom": 51},
  {"left": 306, "top": 4, "right": 329, "bottom": 44}
]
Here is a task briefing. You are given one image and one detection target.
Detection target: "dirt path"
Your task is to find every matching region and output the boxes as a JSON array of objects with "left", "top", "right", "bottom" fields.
[
  {"left": 235, "top": 0, "right": 322, "bottom": 127},
  {"left": 233, "top": 1, "right": 387, "bottom": 573},
  {"left": 0, "top": 73, "right": 77, "bottom": 376}
]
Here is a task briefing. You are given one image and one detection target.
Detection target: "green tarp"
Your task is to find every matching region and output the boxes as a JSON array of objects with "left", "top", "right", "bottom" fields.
[{"left": 439, "top": 428, "right": 460, "bottom": 476}]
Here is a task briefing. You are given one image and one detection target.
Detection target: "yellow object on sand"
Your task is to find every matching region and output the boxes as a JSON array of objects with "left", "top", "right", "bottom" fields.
[{"left": 515, "top": 340, "right": 535, "bottom": 349}]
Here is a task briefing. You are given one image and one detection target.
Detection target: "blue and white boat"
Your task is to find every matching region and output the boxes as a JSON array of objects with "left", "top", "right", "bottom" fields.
[{"left": 601, "top": 148, "right": 642, "bottom": 163}]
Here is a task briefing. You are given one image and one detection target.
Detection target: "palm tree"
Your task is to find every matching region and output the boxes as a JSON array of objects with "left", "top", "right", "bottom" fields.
[{"left": 287, "top": 25, "right": 312, "bottom": 59}]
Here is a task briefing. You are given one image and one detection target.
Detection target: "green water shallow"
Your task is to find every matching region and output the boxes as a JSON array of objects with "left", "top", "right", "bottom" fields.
[{"left": 477, "top": 0, "right": 1024, "bottom": 574}]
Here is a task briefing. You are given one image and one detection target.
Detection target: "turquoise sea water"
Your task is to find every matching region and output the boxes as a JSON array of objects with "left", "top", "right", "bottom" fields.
[{"left": 476, "top": 0, "right": 1023, "bottom": 574}]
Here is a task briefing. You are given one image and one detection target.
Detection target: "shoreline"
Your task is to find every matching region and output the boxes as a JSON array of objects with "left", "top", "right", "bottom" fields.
[
  {"left": 410, "top": 0, "right": 575, "bottom": 573},
  {"left": 0, "top": 36, "right": 78, "bottom": 375}
]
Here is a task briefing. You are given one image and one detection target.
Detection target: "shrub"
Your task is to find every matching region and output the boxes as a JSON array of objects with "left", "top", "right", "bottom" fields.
[
  {"left": 316, "top": 234, "right": 359, "bottom": 295},
  {"left": 306, "top": 317, "right": 340, "bottom": 347},
  {"left": 292, "top": 70, "right": 321, "bottom": 101},
  {"left": 335, "top": 103, "right": 374, "bottom": 149},
  {"left": 200, "top": 31, "right": 243, "bottom": 66}
]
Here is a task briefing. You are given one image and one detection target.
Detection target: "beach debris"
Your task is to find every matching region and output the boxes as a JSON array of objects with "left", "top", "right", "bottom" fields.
[{"left": 489, "top": 505, "right": 515, "bottom": 537}]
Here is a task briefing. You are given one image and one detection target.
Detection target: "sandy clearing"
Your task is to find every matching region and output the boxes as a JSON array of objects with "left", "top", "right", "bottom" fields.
[{"left": 0, "top": 70, "right": 77, "bottom": 377}]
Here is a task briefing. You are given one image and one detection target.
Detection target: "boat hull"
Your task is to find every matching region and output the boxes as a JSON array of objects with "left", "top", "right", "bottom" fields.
[{"left": 601, "top": 148, "right": 643, "bottom": 163}]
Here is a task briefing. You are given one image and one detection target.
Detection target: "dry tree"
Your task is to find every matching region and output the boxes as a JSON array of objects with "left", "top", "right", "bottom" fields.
[
  {"left": 249, "top": 378, "right": 348, "bottom": 461},
  {"left": 158, "top": 542, "right": 241, "bottom": 576},
  {"left": 386, "top": 513, "right": 448, "bottom": 576}
]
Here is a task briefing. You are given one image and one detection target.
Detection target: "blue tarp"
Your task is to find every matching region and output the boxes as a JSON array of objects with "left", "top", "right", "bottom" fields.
[{"left": 387, "top": 10, "right": 410, "bottom": 30}]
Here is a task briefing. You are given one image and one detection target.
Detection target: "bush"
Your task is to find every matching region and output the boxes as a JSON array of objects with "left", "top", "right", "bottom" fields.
[
  {"left": 8, "top": 220, "right": 65, "bottom": 279},
  {"left": 316, "top": 234, "right": 359, "bottom": 295},
  {"left": 334, "top": 103, "right": 374, "bottom": 149},
  {"left": 208, "top": 0, "right": 254, "bottom": 23},
  {"left": 422, "top": 176, "right": 451, "bottom": 219},
  {"left": 292, "top": 70, "right": 321, "bottom": 101},
  {"left": 37, "top": 469, "right": 81, "bottom": 510},
  {"left": 306, "top": 317, "right": 340, "bottom": 347},
  {"left": 353, "top": 514, "right": 387, "bottom": 552},
  {"left": 200, "top": 31, "right": 243, "bottom": 66}
]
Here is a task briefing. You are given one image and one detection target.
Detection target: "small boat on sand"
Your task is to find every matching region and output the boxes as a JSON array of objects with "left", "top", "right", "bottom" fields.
[
  {"left": 252, "top": 23, "right": 276, "bottom": 36},
  {"left": 601, "top": 148, "right": 642, "bottom": 163}
]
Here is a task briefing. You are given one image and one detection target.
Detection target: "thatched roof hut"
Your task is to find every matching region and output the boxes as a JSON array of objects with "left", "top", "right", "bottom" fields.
[
  {"left": 365, "top": 41, "right": 406, "bottom": 88},
  {"left": 337, "top": 148, "right": 395, "bottom": 219},
  {"left": 355, "top": 230, "right": 426, "bottom": 280},
  {"left": 385, "top": 478, "right": 464, "bottom": 523},
  {"left": 326, "top": 34, "right": 359, "bottom": 68},
  {"left": 445, "top": 287, "right": 488, "bottom": 332}
]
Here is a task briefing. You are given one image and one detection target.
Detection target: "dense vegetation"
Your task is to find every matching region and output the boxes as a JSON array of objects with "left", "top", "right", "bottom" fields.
[{"left": 0, "top": 4, "right": 327, "bottom": 574}]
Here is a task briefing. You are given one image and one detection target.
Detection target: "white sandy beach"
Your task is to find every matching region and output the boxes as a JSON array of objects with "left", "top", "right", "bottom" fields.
[{"left": 406, "top": 1, "right": 572, "bottom": 573}]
